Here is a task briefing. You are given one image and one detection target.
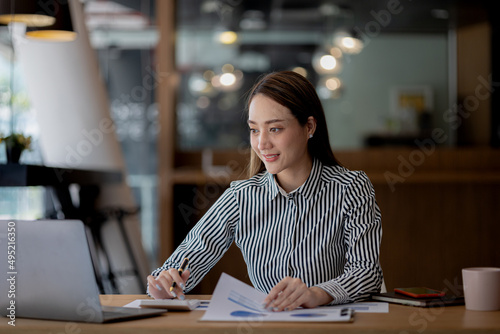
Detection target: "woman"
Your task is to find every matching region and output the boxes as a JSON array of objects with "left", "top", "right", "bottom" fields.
[{"left": 147, "top": 71, "right": 383, "bottom": 311}]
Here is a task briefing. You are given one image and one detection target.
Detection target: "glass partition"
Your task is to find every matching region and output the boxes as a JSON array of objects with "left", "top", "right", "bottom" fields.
[{"left": 175, "top": 0, "right": 488, "bottom": 150}]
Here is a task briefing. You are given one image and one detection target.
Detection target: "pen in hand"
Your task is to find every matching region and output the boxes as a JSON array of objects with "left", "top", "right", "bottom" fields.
[{"left": 170, "top": 257, "right": 189, "bottom": 298}]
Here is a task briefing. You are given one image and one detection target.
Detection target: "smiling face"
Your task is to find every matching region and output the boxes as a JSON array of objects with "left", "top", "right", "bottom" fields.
[{"left": 248, "top": 94, "right": 316, "bottom": 191}]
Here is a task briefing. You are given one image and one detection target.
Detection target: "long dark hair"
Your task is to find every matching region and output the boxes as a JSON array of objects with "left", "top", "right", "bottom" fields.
[{"left": 246, "top": 70, "right": 341, "bottom": 177}]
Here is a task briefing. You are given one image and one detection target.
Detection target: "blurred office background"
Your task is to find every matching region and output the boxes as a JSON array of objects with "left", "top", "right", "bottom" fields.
[{"left": 0, "top": 0, "right": 498, "bottom": 293}]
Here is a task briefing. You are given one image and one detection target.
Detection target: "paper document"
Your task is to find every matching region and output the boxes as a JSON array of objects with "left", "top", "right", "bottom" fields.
[{"left": 200, "top": 273, "right": 354, "bottom": 322}]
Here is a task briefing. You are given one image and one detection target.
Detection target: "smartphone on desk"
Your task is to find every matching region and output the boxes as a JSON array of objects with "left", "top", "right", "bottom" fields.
[{"left": 394, "top": 287, "right": 446, "bottom": 298}]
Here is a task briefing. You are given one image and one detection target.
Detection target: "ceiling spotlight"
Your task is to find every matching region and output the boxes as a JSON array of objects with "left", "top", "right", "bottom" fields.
[
  {"left": 188, "top": 72, "right": 216, "bottom": 97},
  {"left": 291, "top": 67, "right": 308, "bottom": 78},
  {"left": 317, "top": 76, "right": 342, "bottom": 100},
  {"left": 221, "top": 63, "right": 234, "bottom": 73},
  {"left": 329, "top": 46, "right": 343, "bottom": 59},
  {"left": 312, "top": 48, "right": 342, "bottom": 74},
  {"left": 220, "top": 72, "right": 236, "bottom": 86},
  {"left": 211, "top": 65, "right": 243, "bottom": 92},
  {"left": 216, "top": 30, "right": 238, "bottom": 44},
  {"left": 431, "top": 9, "right": 449, "bottom": 20},
  {"left": 325, "top": 77, "right": 342, "bottom": 91},
  {"left": 239, "top": 10, "right": 266, "bottom": 30},
  {"left": 320, "top": 55, "right": 337, "bottom": 70},
  {"left": 333, "top": 29, "right": 364, "bottom": 54},
  {"left": 319, "top": 3, "right": 341, "bottom": 17}
]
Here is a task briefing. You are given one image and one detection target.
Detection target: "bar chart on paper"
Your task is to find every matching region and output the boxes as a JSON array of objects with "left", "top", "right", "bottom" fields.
[{"left": 201, "top": 273, "right": 362, "bottom": 322}]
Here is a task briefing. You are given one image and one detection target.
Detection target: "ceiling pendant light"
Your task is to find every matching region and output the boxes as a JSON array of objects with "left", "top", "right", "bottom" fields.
[
  {"left": 333, "top": 28, "right": 364, "bottom": 54},
  {"left": 312, "top": 46, "right": 343, "bottom": 74},
  {"left": 0, "top": 0, "right": 77, "bottom": 41},
  {"left": 317, "top": 76, "right": 343, "bottom": 100}
]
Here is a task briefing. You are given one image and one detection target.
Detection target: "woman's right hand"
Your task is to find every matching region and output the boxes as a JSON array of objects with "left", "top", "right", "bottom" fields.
[{"left": 147, "top": 268, "right": 191, "bottom": 300}]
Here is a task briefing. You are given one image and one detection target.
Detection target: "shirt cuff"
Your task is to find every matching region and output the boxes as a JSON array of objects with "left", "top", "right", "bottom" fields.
[{"left": 315, "top": 281, "right": 351, "bottom": 305}]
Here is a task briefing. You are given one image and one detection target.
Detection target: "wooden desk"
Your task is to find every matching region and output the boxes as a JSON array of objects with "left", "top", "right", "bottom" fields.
[{"left": 3, "top": 295, "right": 500, "bottom": 334}]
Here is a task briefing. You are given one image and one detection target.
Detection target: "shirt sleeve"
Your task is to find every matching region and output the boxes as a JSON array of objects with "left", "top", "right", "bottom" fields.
[
  {"left": 315, "top": 171, "right": 383, "bottom": 304},
  {"left": 147, "top": 186, "right": 240, "bottom": 295}
]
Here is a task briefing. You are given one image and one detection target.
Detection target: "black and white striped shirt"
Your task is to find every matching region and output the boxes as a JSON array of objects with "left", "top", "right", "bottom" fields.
[{"left": 152, "top": 159, "right": 383, "bottom": 304}]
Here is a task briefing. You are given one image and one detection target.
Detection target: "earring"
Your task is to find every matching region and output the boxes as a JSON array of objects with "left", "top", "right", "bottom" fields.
[{"left": 309, "top": 134, "right": 313, "bottom": 139}]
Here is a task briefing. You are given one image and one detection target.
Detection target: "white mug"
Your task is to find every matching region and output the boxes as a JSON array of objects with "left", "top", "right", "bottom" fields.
[{"left": 462, "top": 267, "right": 500, "bottom": 311}]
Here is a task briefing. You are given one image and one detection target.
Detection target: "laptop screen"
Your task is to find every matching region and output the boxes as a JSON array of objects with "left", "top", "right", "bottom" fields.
[{"left": 0, "top": 220, "right": 106, "bottom": 322}]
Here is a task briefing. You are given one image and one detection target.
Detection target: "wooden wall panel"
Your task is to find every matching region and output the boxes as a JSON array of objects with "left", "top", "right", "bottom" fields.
[
  {"left": 376, "top": 183, "right": 500, "bottom": 292},
  {"left": 456, "top": 21, "right": 491, "bottom": 145}
]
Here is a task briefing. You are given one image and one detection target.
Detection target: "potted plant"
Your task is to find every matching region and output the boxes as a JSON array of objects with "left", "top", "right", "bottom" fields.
[{"left": 0, "top": 133, "right": 32, "bottom": 164}]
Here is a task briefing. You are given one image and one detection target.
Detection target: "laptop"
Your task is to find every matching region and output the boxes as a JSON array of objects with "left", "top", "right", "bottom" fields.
[{"left": 0, "top": 219, "right": 167, "bottom": 323}]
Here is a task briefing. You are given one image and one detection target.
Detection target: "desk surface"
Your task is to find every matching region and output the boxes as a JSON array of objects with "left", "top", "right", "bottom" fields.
[{"left": 3, "top": 295, "right": 500, "bottom": 334}]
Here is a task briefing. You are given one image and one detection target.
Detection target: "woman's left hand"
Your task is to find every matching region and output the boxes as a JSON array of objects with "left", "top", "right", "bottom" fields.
[{"left": 263, "top": 277, "right": 334, "bottom": 312}]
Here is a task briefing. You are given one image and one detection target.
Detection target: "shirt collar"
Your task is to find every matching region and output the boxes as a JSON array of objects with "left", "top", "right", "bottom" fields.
[
  {"left": 276, "top": 181, "right": 300, "bottom": 197},
  {"left": 266, "top": 158, "right": 324, "bottom": 202},
  {"left": 266, "top": 172, "right": 280, "bottom": 201}
]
